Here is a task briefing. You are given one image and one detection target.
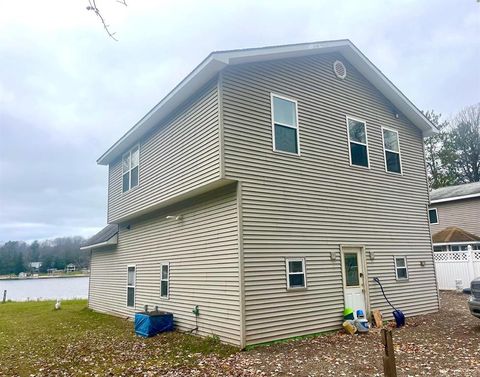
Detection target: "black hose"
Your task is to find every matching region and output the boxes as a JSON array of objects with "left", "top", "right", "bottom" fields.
[{"left": 373, "top": 277, "right": 397, "bottom": 311}]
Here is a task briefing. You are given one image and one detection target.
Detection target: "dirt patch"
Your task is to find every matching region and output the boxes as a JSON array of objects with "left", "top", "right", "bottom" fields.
[{"left": 170, "top": 291, "right": 480, "bottom": 376}]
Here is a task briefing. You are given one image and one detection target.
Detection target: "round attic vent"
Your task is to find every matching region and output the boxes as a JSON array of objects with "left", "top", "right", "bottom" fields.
[{"left": 333, "top": 60, "right": 347, "bottom": 79}]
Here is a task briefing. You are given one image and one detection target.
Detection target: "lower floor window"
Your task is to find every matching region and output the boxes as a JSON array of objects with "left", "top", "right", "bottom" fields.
[
  {"left": 160, "top": 262, "right": 170, "bottom": 299},
  {"left": 394, "top": 257, "right": 408, "bottom": 280},
  {"left": 286, "top": 258, "right": 306, "bottom": 289},
  {"left": 127, "top": 265, "right": 136, "bottom": 307}
]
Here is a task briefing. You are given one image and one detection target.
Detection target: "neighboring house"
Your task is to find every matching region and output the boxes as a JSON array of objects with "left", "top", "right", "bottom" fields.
[
  {"left": 82, "top": 40, "right": 439, "bottom": 348},
  {"left": 429, "top": 182, "right": 480, "bottom": 252},
  {"left": 65, "top": 264, "right": 76, "bottom": 273},
  {"left": 29, "top": 262, "right": 42, "bottom": 272}
]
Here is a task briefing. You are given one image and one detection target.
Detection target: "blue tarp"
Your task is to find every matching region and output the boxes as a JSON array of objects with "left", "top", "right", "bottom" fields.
[{"left": 134, "top": 312, "right": 174, "bottom": 337}]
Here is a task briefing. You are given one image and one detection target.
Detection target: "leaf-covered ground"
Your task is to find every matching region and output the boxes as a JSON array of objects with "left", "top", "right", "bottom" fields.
[
  {"left": 0, "top": 300, "right": 237, "bottom": 376},
  {"left": 0, "top": 292, "right": 479, "bottom": 376}
]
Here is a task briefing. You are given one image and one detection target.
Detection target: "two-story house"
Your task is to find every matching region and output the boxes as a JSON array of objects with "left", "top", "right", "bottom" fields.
[
  {"left": 82, "top": 40, "right": 439, "bottom": 348},
  {"left": 429, "top": 182, "right": 480, "bottom": 252}
]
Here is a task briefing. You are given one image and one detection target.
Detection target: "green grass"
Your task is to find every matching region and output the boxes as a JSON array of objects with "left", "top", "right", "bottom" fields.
[{"left": 0, "top": 300, "right": 238, "bottom": 376}]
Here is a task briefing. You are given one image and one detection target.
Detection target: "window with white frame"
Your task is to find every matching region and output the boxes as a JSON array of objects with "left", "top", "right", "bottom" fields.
[
  {"left": 286, "top": 258, "right": 306, "bottom": 289},
  {"left": 122, "top": 145, "right": 140, "bottom": 193},
  {"left": 160, "top": 262, "right": 169, "bottom": 299},
  {"left": 382, "top": 128, "right": 402, "bottom": 173},
  {"left": 271, "top": 94, "right": 300, "bottom": 155},
  {"left": 346, "top": 117, "right": 369, "bottom": 167},
  {"left": 428, "top": 208, "right": 438, "bottom": 224},
  {"left": 127, "top": 265, "right": 136, "bottom": 307},
  {"left": 394, "top": 257, "right": 408, "bottom": 280}
]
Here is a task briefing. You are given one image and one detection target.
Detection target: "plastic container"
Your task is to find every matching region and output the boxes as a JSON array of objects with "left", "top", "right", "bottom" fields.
[
  {"left": 134, "top": 311, "right": 174, "bottom": 337},
  {"left": 342, "top": 320, "right": 357, "bottom": 335},
  {"left": 343, "top": 307, "right": 355, "bottom": 320},
  {"left": 354, "top": 318, "right": 370, "bottom": 333}
]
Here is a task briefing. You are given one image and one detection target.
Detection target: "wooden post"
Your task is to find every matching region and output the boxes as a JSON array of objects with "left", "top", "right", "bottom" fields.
[
  {"left": 2, "top": 290, "right": 6, "bottom": 303},
  {"left": 381, "top": 328, "right": 397, "bottom": 377}
]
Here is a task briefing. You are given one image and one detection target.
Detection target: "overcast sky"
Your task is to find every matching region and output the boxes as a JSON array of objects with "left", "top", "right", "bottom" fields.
[{"left": 0, "top": 0, "right": 478, "bottom": 243}]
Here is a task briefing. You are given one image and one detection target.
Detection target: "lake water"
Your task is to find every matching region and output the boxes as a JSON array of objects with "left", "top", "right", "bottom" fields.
[{"left": 0, "top": 277, "right": 89, "bottom": 301}]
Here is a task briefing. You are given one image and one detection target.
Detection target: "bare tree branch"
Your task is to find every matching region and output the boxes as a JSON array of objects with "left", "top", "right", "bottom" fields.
[{"left": 86, "top": 0, "right": 127, "bottom": 41}]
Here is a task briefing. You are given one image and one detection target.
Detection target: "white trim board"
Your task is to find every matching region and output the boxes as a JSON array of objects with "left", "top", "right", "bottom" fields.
[{"left": 97, "top": 40, "right": 437, "bottom": 165}]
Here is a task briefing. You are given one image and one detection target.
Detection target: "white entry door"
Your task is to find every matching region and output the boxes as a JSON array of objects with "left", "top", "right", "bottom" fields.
[{"left": 342, "top": 247, "right": 367, "bottom": 318}]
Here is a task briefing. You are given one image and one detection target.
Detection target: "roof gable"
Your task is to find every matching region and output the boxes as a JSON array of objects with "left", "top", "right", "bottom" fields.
[
  {"left": 97, "top": 40, "right": 437, "bottom": 165},
  {"left": 432, "top": 226, "right": 480, "bottom": 244}
]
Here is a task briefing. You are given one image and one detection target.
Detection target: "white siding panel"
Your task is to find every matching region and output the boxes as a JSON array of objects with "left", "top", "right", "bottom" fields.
[
  {"left": 107, "top": 80, "right": 220, "bottom": 223},
  {"left": 222, "top": 53, "right": 439, "bottom": 345},
  {"left": 90, "top": 186, "right": 241, "bottom": 345}
]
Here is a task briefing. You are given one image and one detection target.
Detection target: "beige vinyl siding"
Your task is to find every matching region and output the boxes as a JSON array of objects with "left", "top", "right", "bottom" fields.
[
  {"left": 430, "top": 198, "right": 480, "bottom": 237},
  {"left": 221, "top": 53, "right": 438, "bottom": 345},
  {"left": 90, "top": 185, "right": 241, "bottom": 345},
  {"left": 107, "top": 79, "right": 221, "bottom": 223}
]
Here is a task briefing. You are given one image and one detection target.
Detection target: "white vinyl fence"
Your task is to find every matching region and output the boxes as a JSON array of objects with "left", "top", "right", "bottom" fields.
[{"left": 434, "top": 250, "right": 480, "bottom": 290}]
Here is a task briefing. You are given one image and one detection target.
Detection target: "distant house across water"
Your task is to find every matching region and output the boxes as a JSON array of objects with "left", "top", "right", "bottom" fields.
[{"left": 65, "top": 264, "right": 76, "bottom": 273}]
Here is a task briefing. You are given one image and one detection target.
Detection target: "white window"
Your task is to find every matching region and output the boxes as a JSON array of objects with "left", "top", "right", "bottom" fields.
[
  {"left": 428, "top": 208, "right": 438, "bottom": 224},
  {"left": 346, "top": 116, "right": 369, "bottom": 168},
  {"left": 160, "top": 262, "right": 170, "bottom": 299},
  {"left": 394, "top": 257, "right": 408, "bottom": 280},
  {"left": 271, "top": 94, "right": 300, "bottom": 155},
  {"left": 382, "top": 128, "right": 402, "bottom": 173},
  {"left": 286, "top": 258, "right": 307, "bottom": 289},
  {"left": 122, "top": 145, "right": 140, "bottom": 193},
  {"left": 127, "top": 265, "right": 136, "bottom": 307}
]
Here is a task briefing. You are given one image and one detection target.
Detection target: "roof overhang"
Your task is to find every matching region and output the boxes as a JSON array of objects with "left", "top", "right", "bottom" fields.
[
  {"left": 97, "top": 39, "right": 438, "bottom": 165},
  {"left": 430, "top": 192, "right": 480, "bottom": 204},
  {"left": 80, "top": 233, "right": 117, "bottom": 250}
]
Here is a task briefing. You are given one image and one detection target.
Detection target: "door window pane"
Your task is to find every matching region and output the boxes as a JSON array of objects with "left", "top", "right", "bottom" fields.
[{"left": 345, "top": 253, "right": 360, "bottom": 286}]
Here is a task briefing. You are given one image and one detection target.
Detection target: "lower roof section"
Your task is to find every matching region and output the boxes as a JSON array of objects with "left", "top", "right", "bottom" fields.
[
  {"left": 109, "top": 178, "right": 238, "bottom": 225},
  {"left": 80, "top": 224, "right": 118, "bottom": 250}
]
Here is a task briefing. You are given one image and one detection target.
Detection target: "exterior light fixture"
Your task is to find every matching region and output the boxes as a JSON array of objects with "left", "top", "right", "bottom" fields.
[
  {"left": 330, "top": 251, "right": 338, "bottom": 261},
  {"left": 166, "top": 215, "right": 183, "bottom": 221},
  {"left": 368, "top": 250, "right": 375, "bottom": 260}
]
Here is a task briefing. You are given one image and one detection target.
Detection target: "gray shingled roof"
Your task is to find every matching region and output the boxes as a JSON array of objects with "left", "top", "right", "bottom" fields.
[
  {"left": 82, "top": 224, "right": 118, "bottom": 248},
  {"left": 430, "top": 182, "right": 480, "bottom": 203}
]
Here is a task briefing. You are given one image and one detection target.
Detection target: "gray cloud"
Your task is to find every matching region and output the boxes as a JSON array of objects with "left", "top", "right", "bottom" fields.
[{"left": 0, "top": 0, "right": 478, "bottom": 242}]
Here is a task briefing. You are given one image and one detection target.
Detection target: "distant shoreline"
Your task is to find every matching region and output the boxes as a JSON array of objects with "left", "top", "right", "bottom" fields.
[{"left": 0, "top": 274, "right": 89, "bottom": 281}]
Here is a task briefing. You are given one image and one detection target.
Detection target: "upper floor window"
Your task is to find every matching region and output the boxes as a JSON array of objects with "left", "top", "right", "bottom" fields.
[
  {"left": 346, "top": 117, "right": 369, "bottom": 168},
  {"left": 271, "top": 94, "right": 300, "bottom": 155},
  {"left": 428, "top": 208, "right": 438, "bottom": 224},
  {"left": 122, "top": 145, "right": 139, "bottom": 193},
  {"left": 382, "top": 128, "right": 402, "bottom": 174}
]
